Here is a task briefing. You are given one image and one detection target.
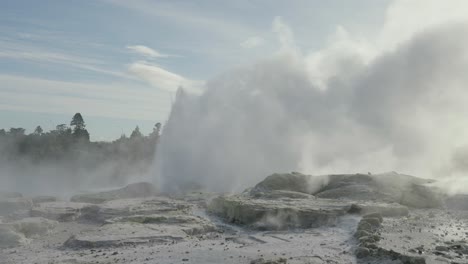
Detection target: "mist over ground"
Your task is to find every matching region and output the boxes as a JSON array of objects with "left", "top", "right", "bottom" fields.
[
  {"left": 158, "top": 1, "right": 468, "bottom": 194},
  {"left": 0, "top": 117, "right": 160, "bottom": 197}
]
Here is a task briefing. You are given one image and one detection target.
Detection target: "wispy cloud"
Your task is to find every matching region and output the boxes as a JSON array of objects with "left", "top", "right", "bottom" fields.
[
  {"left": 128, "top": 61, "right": 204, "bottom": 94},
  {"left": 0, "top": 41, "right": 133, "bottom": 80},
  {"left": 240, "top": 36, "right": 264, "bottom": 49},
  {"left": 102, "top": 0, "right": 256, "bottom": 42},
  {"left": 0, "top": 74, "right": 171, "bottom": 121},
  {"left": 127, "top": 45, "right": 169, "bottom": 58}
]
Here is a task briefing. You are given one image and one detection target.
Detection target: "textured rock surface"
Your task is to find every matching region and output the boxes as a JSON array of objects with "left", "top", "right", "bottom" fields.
[
  {"left": 30, "top": 201, "right": 91, "bottom": 222},
  {"left": 78, "top": 197, "right": 191, "bottom": 223},
  {"left": 253, "top": 172, "right": 444, "bottom": 209},
  {"left": 63, "top": 222, "right": 187, "bottom": 248},
  {"left": 209, "top": 194, "right": 350, "bottom": 230},
  {"left": 63, "top": 196, "right": 215, "bottom": 249},
  {"left": 1, "top": 172, "right": 467, "bottom": 264},
  {"left": 70, "top": 182, "right": 157, "bottom": 204}
]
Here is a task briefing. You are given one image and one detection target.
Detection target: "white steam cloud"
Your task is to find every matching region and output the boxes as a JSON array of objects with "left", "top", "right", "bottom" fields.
[{"left": 156, "top": 1, "right": 468, "bottom": 193}]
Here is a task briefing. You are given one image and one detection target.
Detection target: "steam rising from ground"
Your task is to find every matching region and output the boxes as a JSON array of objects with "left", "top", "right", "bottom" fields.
[{"left": 158, "top": 1, "right": 468, "bottom": 193}]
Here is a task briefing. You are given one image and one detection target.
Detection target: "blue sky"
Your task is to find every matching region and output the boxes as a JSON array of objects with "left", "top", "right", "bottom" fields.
[{"left": 0, "top": 0, "right": 389, "bottom": 140}]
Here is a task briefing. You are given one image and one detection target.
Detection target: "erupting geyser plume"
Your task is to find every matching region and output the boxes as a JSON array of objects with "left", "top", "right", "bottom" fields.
[{"left": 157, "top": 1, "right": 468, "bottom": 193}]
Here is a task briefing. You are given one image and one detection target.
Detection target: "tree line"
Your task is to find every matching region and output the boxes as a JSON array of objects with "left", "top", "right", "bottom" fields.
[{"left": 0, "top": 113, "right": 162, "bottom": 183}]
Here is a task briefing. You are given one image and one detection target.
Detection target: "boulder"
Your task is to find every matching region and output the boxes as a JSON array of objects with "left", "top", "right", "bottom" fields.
[{"left": 70, "top": 182, "right": 157, "bottom": 204}]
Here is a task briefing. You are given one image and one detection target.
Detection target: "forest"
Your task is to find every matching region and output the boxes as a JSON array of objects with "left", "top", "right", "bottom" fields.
[{"left": 0, "top": 113, "right": 161, "bottom": 186}]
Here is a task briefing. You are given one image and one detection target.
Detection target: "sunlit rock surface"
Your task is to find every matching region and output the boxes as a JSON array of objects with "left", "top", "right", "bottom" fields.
[
  {"left": 1, "top": 176, "right": 467, "bottom": 263},
  {"left": 70, "top": 182, "right": 157, "bottom": 204}
]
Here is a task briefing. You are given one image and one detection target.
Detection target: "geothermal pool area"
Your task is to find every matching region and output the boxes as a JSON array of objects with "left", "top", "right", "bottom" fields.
[{"left": 1, "top": 172, "right": 467, "bottom": 264}]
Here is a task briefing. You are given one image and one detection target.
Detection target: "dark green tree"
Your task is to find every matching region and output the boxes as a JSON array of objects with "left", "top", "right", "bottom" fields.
[
  {"left": 130, "top": 126, "right": 142, "bottom": 139},
  {"left": 70, "top": 113, "right": 89, "bottom": 141},
  {"left": 150, "top": 122, "right": 162, "bottom": 138},
  {"left": 34, "top": 125, "right": 43, "bottom": 135},
  {"left": 70, "top": 113, "right": 85, "bottom": 129},
  {"left": 56, "top": 124, "right": 68, "bottom": 133},
  {"left": 9, "top": 127, "right": 26, "bottom": 136}
]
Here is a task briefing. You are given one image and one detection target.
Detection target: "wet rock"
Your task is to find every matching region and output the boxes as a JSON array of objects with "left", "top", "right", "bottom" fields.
[
  {"left": 0, "top": 226, "right": 28, "bottom": 248},
  {"left": 360, "top": 217, "right": 381, "bottom": 228},
  {"left": 357, "top": 222, "right": 373, "bottom": 233},
  {"left": 250, "top": 257, "right": 287, "bottom": 264},
  {"left": 30, "top": 201, "right": 91, "bottom": 222},
  {"left": 435, "top": 245, "right": 449, "bottom": 252},
  {"left": 355, "top": 247, "right": 370, "bottom": 258},
  {"left": 362, "top": 212, "right": 383, "bottom": 223},
  {"left": 70, "top": 182, "right": 157, "bottom": 204},
  {"left": 354, "top": 230, "right": 371, "bottom": 239}
]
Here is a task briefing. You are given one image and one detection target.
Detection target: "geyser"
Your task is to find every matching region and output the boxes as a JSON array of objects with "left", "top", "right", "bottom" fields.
[{"left": 157, "top": 20, "right": 468, "bottom": 193}]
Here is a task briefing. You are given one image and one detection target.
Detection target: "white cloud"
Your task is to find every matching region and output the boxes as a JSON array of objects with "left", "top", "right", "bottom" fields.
[
  {"left": 240, "top": 36, "right": 264, "bottom": 49},
  {"left": 272, "top": 16, "right": 297, "bottom": 52},
  {"left": 127, "top": 45, "right": 169, "bottom": 58},
  {"left": 128, "top": 61, "right": 204, "bottom": 94},
  {"left": 379, "top": 0, "right": 468, "bottom": 51}
]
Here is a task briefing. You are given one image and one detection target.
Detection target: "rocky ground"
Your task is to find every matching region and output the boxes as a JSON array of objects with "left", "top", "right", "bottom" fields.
[{"left": 1, "top": 172, "right": 467, "bottom": 264}]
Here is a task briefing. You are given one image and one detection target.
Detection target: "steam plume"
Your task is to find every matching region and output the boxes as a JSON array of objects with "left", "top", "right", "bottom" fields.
[{"left": 157, "top": 5, "right": 468, "bottom": 193}]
